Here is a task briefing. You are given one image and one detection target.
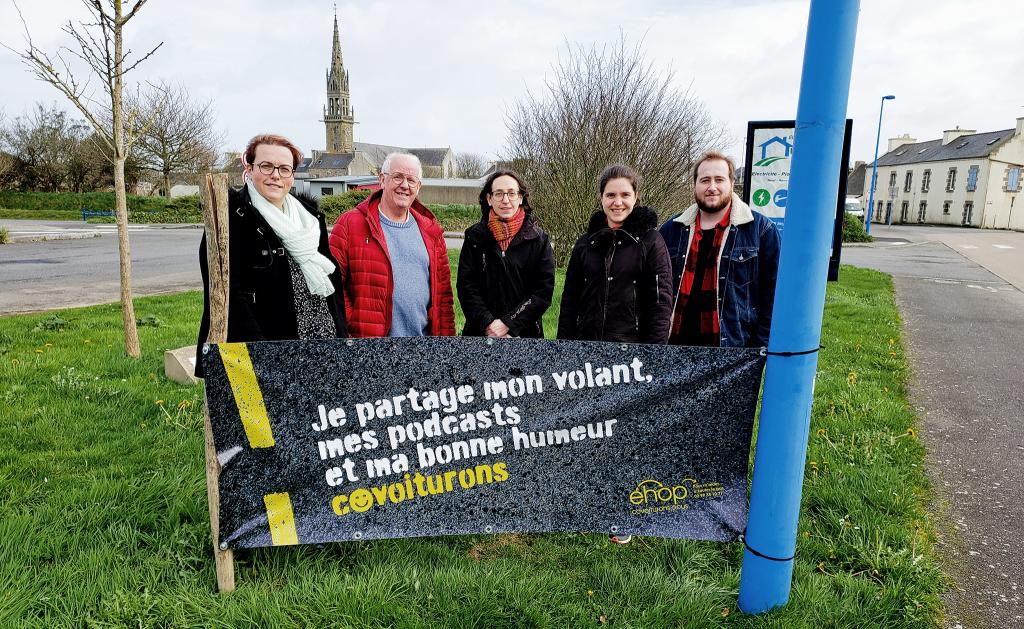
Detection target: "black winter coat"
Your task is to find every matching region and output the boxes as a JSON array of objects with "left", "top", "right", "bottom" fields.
[
  {"left": 195, "top": 187, "right": 348, "bottom": 377},
  {"left": 457, "top": 213, "right": 556, "bottom": 338},
  {"left": 557, "top": 206, "right": 673, "bottom": 343}
]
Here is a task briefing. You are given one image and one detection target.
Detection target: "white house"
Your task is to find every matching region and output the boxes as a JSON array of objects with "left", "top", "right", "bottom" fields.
[{"left": 864, "top": 117, "right": 1024, "bottom": 230}]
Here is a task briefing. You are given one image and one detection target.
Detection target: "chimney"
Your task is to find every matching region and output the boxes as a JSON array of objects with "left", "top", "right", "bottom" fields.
[
  {"left": 942, "top": 126, "right": 976, "bottom": 145},
  {"left": 853, "top": 160, "right": 865, "bottom": 169},
  {"left": 1016, "top": 117, "right": 1024, "bottom": 137},
  {"left": 887, "top": 134, "right": 916, "bottom": 152}
]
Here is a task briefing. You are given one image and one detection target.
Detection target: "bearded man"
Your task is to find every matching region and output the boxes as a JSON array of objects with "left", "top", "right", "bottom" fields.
[{"left": 658, "top": 151, "right": 781, "bottom": 348}]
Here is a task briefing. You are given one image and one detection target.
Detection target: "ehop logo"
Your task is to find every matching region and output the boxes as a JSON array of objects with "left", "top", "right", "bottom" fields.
[{"left": 629, "top": 478, "right": 694, "bottom": 507}]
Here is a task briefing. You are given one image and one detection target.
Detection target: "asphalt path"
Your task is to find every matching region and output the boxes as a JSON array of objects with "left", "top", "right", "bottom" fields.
[
  {"left": 0, "top": 221, "right": 205, "bottom": 315},
  {"left": 0, "top": 219, "right": 465, "bottom": 315},
  {"left": 844, "top": 226, "right": 1024, "bottom": 628}
]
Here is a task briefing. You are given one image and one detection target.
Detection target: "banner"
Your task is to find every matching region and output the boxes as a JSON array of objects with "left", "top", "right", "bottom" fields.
[{"left": 202, "top": 337, "right": 765, "bottom": 549}]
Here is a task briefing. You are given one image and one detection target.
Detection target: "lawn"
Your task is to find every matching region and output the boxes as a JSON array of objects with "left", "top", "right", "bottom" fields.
[{"left": 0, "top": 261, "right": 942, "bottom": 627}]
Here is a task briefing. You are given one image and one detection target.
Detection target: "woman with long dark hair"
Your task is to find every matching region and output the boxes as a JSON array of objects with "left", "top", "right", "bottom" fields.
[{"left": 457, "top": 170, "right": 555, "bottom": 338}]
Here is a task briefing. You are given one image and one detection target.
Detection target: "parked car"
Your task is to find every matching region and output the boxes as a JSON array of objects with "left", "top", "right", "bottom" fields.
[{"left": 844, "top": 196, "right": 865, "bottom": 221}]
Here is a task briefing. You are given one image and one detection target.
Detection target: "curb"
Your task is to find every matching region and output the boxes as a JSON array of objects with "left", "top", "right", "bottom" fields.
[{"left": 9, "top": 231, "right": 103, "bottom": 243}]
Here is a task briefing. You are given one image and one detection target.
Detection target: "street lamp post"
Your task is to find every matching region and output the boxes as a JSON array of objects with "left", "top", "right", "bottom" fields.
[{"left": 865, "top": 94, "right": 895, "bottom": 235}]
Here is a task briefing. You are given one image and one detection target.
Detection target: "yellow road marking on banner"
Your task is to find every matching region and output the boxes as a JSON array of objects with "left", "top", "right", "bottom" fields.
[
  {"left": 264, "top": 493, "right": 298, "bottom": 546},
  {"left": 218, "top": 343, "right": 275, "bottom": 448}
]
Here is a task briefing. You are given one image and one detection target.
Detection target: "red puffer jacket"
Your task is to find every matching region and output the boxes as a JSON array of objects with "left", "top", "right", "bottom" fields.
[{"left": 329, "top": 191, "right": 455, "bottom": 337}]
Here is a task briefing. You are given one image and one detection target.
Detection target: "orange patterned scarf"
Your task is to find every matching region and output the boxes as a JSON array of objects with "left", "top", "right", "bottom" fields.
[{"left": 487, "top": 208, "right": 526, "bottom": 251}]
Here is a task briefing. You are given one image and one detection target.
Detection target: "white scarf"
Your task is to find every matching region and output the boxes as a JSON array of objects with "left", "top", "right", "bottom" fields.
[{"left": 246, "top": 182, "right": 335, "bottom": 297}]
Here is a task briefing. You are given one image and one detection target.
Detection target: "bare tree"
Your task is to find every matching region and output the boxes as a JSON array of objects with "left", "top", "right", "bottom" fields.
[
  {"left": 130, "top": 83, "right": 223, "bottom": 198},
  {"left": 5, "top": 0, "right": 164, "bottom": 357},
  {"left": 504, "top": 37, "right": 729, "bottom": 263},
  {"left": 0, "top": 103, "right": 88, "bottom": 191},
  {"left": 0, "top": 112, "right": 14, "bottom": 186},
  {"left": 454, "top": 151, "right": 488, "bottom": 179}
]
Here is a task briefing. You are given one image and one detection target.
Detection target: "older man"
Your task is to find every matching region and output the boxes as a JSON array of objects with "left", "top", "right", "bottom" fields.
[
  {"left": 658, "top": 151, "right": 781, "bottom": 348},
  {"left": 329, "top": 152, "right": 455, "bottom": 337}
]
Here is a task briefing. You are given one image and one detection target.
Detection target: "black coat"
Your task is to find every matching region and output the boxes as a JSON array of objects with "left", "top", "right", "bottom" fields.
[
  {"left": 195, "top": 187, "right": 348, "bottom": 377},
  {"left": 557, "top": 206, "right": 673, "bottom": 343},
  {"left": 457, "top": 213, "right": 556, "bottom": 338}
]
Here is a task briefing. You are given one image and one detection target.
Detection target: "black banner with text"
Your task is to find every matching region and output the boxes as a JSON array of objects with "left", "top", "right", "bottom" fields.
[{"left": 202, "top": 337, "right": 765, "bottom": 549}]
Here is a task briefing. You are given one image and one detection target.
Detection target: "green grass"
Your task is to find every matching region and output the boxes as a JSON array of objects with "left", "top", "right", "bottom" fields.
[{"left": 0, "top": 263, "right": 942, "bottom": 627}]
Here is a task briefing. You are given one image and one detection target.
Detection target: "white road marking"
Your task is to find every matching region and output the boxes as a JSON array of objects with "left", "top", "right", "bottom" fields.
[
  {"left": 959, "top": 244, "right": 979, "bottom": 249},
  {"left": 993, "top": 244, "right": 1014, "bottom": 249}
]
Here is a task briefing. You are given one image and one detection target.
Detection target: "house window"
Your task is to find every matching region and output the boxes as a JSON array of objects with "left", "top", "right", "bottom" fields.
[
  {"left": 962, "top": 201, "right": 974, "bottom": 225},
  {"left": 946, "top": 167, "right": 957, "bottom": 192},
  {"left": 904, "top": 171, "right": 913, "bottom": 193},
  {"left": 888, "top": 171, "right": 897, "bottom": 188},
  {"left": 918, "top": 201, "right": 927, "bottom": 223},
  {"left": 900, "top": 201, "right": 909, "bottom": 223},
  {"left": 321, "top": 187, "right": 334, "bottom": 196},
  {"left": 1007, "top": 166, "right": 1022, "bottom": 192},
  {"left": 876, "top": 201, "right": 884, "bottom": 221},
  {"left": 942, "top": 201, "right": 951, "bottom": 215},
  {"left": 921, "top": 169, "right": 931, "bottom": 193},
  {"left": 966, "top": 165, "right": 979, "bottom": 192}
]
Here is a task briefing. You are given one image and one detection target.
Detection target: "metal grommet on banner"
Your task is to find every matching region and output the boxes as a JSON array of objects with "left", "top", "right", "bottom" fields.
[
  {"left": 759, "top": 347, "right": 767, "bottom": 357},
  {"left": 203, "top": 344, "right": 210, "bottom": 355},
  {"left": 484, "top": 525, "right": 494, "bottom": 534},
  {"left": 219, "top": 541, "right": 228, "bottom": 550},
  {"left": 610, "top": 525, "right": 620, "bottom": 534},
  {"left": 352, "top": 531, "right": 363, "bottom": 540},
  {"left": 619, "top": 344, "right": 628, "bottom": 351},
  {"left": 486, "top": 338, "right": 494, "bottom": 345},
  {"left": 345, "top": 339, "right": 354, "bottom": 347}
]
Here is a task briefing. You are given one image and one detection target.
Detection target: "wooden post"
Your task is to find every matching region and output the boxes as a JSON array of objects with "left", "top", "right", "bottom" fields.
[{"left": 200, "top": 173, "right": 235, "bottom": 593}]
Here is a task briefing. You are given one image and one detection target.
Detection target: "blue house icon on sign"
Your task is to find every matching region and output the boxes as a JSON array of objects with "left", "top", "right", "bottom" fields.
[{"left": 755, "top": 136, "right": 794, "bottom": 166}]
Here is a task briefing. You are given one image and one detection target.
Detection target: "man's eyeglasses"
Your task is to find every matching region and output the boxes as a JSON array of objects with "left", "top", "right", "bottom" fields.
[
  {"left": 255, "top": 162, "right": 294, "bottom": 178},
  {"left": 489, "top": 191, "right": 521, "bottom": 200},
  {"left": 383, "top": 172, "right": 421, "bottom": 187}
]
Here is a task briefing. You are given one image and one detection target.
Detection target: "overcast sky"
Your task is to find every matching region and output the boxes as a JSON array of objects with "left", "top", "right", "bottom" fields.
[{"left": 1, "top": 0, "right": 1020, "bottom": 167}]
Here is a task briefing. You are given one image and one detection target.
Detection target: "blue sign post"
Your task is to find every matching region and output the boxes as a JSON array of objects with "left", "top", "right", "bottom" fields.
[{"left": 738, "top": 0, "right": 860, "bottom": 614}]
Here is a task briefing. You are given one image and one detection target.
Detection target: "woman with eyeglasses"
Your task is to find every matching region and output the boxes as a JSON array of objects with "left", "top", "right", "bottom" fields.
[
  {"left": 195, "top": 133, "right": 347, "bottom": 377},
  {"left": 558, "top": 163, "right": 673, "bottom": 346},
  {"left": 457, "top": 170, "right": 555, "bottom": 338}
]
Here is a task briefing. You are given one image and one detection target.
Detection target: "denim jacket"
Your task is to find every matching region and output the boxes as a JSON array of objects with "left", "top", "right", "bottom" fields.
[{"left": 658, "top": 194, "right": 781, "bottom": 348}]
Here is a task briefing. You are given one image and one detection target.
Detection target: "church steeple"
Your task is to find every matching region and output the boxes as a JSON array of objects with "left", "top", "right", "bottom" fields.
[{"left": 323, "top": 5, "right": 355, "bottom": 153}]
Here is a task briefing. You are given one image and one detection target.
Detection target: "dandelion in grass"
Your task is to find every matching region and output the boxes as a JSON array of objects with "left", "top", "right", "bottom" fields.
[
  {"left": 816, "top": 428, "right": 827, "bottom": 437},
  {"left": 847, "top": 371, "right": 858, "bottom": 385}
]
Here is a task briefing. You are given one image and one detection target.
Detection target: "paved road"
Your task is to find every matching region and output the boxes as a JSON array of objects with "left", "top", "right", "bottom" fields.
[
  {"left": 0, "top": 221, "right": 204, "bottom": 315},
  {"left": 0, "top": 219, "right": 465, "bottom": 315},
  {"left": 844, "top": 226, "right": 1024, "bottom": 628}
]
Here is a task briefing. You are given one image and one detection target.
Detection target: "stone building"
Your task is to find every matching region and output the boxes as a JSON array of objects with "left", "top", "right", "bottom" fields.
[{"left": 861, "top": 118, "right": 1024, "bottom": 230}]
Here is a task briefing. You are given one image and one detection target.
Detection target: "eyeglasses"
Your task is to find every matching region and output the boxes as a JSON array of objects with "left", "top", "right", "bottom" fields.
[
  {"left": 255, "top": 162, "right": 294, "bottom": 178},
  {"left": 383, "top": 172, "right": 421, "bottom": 187},
  {"left": 489, "top": 191, "right": 521, "bottom": 200}
]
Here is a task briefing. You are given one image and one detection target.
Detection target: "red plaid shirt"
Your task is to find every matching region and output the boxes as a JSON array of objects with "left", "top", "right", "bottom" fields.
[{"left": 669, "top": 207, "right": 731, "bottom": 346}]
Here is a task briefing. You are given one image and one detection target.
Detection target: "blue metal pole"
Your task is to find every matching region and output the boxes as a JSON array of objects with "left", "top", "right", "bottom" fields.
[
  {"left": 872, "top": 97, "right": 897, "bottom": 235},
  {"left": 738, "top": 0, "right": 860, "bottom": 615}
]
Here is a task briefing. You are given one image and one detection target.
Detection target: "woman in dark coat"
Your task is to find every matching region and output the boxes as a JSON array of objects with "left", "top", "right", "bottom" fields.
[
  {"left": 457, "top": 170, "right": 555, "bottom": 338},
  {"left": 195, "top": 133, "right": 347, "bottom": 376},
  {"left": 557, "top": 164, "right": 673, "bottom": 345}
]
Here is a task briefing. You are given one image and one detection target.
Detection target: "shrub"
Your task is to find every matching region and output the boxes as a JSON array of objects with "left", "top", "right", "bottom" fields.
[
  {"left": 0, "top": 227, "right": 9, "bottom": 244},
  {"left": 319, "top": 189, "right": 372, "bottom": 224},
  {"left": 842, "top": 212, "right": 872, "bottom": 243},
  {"left": 427, "top": 203, "right": 479, "bottom": 232}
]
